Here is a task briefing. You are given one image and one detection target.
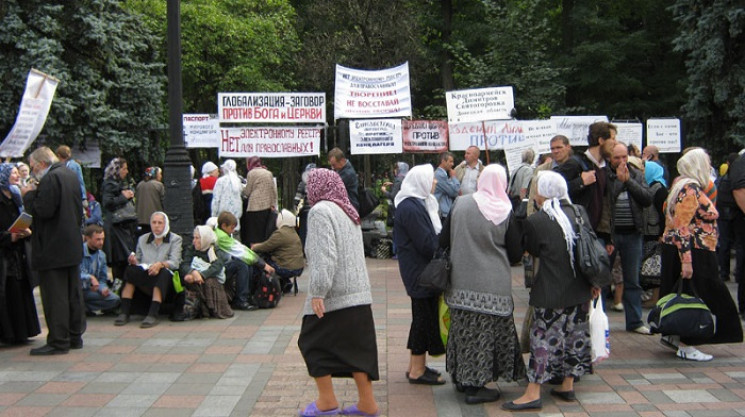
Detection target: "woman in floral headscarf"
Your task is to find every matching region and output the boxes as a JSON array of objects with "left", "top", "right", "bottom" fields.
[
  {"left": 297, "top": 168, "right": 379, "bottom": 417},
  {"left": 0, "top": 163, "right": 41, "bottom": 345},
  {"left": 102, "top": 157, "right": 136, "bottom": 285}
]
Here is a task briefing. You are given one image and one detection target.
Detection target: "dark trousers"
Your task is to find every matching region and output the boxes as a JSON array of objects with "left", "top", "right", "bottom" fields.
[
  {"left": 38, "top": 266, "right": 86, "bottom": 349},
  {"left": 733, "top": 215, "right": 745, "bottom": 313},
  {"left": 716, "top": 213, "right": 743, "bottom": 280}
]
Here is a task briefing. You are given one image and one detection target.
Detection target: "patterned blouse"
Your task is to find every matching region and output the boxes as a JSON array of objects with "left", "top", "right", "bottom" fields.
[{"left": 662, "top": 183, "right": 719, "bottom": 263}]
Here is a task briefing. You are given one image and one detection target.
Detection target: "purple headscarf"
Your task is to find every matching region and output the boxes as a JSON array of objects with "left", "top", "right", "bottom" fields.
[{"left": 306, "top": 168, "right": 360, "bottom": 225}]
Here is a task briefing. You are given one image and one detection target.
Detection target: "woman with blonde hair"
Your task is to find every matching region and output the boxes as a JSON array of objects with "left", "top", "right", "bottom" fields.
[{"left": 658, "top": 148, "right": 743, "bottom": 361}]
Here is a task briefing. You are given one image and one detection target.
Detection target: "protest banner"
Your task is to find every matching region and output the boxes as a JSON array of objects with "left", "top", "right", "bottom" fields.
[
  {"left": 646, "top": 118, "right": 681, "bottom": 153},
  {"left": 445, "top": 86, "right": 514, "bottom": 124},
  {"left": 349, "top": 119, "right": 402, "bottom": 155},
  {"left": 334, "top": 62, "right": 412, "bottom": 120},
  {"left": 218, "top": 92, "right": 326, "bottom": 123},
  {"left": 522, "top": 119, "right": 556, "bottom": 155},
  {"left": 613, "top": 121, "right": 643, "bottom": 150},
  {"left": 449, "top": 120, "right": 525, "bottom": 151},
  {"left": 219, "top": 127, "right": 321, "bottom": 158},
  {"left": 550, "top": 115, "right": 609, "bottom": 147},
  {"left": 183, "top": 114, "right": 220, "bottom": 148},
  {"left": 503, "top": 131, "right": 537, "bottom": 176},
  {"left": 0, "top": 69, "right": 59, "bottom": 158},
  {"left": 402, "top": 120, "right": 448, "bottom": 153}
]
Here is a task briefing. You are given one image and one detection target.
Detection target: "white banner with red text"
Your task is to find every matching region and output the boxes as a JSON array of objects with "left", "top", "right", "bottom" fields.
[
  {"left": 218, "top": 127, "right": 321, "bottom": 158},
  {"left": 334, "top": 62, "right": 412, "bottom": 120},
  {"left": 218, "top": 92, "right": 326, "bottom": 124}
]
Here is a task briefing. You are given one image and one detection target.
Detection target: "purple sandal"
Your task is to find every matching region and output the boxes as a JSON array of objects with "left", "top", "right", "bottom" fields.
[
  {"left": 340, "top": 404, "right": 381, "bottom": 416},
  {"left": 298, "top": 401, "right": 339, "bottom": 416}
]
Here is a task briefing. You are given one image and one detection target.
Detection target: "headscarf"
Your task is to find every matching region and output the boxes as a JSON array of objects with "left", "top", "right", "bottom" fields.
[
  {"left": 301, "top": 163, "right": 316, "bottom": 184},
  {"left": 666, "top": 148, "right": 711, "bottom": 216},
  {"left": 220, "top": 159, "right": 243, "bottom": 192},
  {"left": 0, "top": 163, "right": 23, "bottom": 213},
  {"left": 194, "top": 225, "right": 218, "bottom": 262},
  {"left": 276, "top": 209, "right": 296, "bottom": 229},
  {"left": 628, "top": 156, "right": 644, "bottom": 171},
  {"left": 394, "top": 164, "right": 442, "bottom": 234},
  {"left": 150, "top": 211, "right": 170, "bottom": 239},
  {"left": 395, "top": 162, "right": 410, "bottom": 179},
  {"left": 246, "top": 156, "right": 265, "bottom": 172},
  {"left": 201, "top": 161, "right": 218, "bottom": 177},
  {"left": 645, "top": 160, "right": 667, "bottom": 187},
  {"left": 144, "top": 166, "right": 161, "bottom": 181},
  {"left": 306, "top": 168, "right": 360, "bottom": 225},
  {"left": 536, "top": 171, "right": 576, "bottom": 268},
  {"left": 471, "top": 164, "right": 512, "bottom": 226},
  {"left": 104, "top": 158, "right": 126, "bottom": 181}
]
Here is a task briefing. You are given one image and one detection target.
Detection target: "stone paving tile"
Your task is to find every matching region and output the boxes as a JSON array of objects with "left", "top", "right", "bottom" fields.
[{"left": 46, "top": 406, "right": 99, "bottom": 417}]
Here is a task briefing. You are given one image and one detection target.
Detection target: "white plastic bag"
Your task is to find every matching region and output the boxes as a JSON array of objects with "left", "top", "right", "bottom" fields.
[{"left": 589, "top": 296, "right": 610, "bottom": 363}]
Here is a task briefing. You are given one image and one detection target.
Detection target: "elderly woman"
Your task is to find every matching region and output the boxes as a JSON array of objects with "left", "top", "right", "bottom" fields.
[
  {"left": 502, "top": 171, "right": 597, "bottom": 411},
  {"left": 211, "top": 160, "right": 244, "bottom": 235},
  {"left": 297, "top": 168, "right": 379, "bottom": 417},
  {"left": 178, "top": 225, "right": 233, "bottom": 319},
  {"left": 394, "top": 164, "right": 446, "bottom": 386},
  {"left": 115, "top": 212, "right": 182, "bottom": 328},
  {"left": 0, "top": 163, "right": 40, "bottom": 345},
  {"left": 102, "top": 157, "right": 137, "bottom": 285},
  {"left": 659, "top": 149, "right": 743, "bottom": 361},
  {"left": 440, "top": 164, "right": 525, "bottom": 404}
]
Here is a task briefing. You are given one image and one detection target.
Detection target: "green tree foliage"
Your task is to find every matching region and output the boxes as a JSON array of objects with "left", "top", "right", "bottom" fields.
[
  {"left": 0, "top": 0, "right": 166, "bottom": 161},
  {"left": 671, "top": 0, "right": 745, "bottom": 154}
]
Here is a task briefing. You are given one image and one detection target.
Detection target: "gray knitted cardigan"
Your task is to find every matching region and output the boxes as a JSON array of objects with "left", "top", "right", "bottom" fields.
[
  {"left": 302, "top": 200, "right": 373, "bottom": 315},
  {"left": 445, "top": 195, "right": 520, "bottom": 316}
]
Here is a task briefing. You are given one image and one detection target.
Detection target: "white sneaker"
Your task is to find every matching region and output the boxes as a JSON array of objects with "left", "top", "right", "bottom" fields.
[
  {"left": 612, "top": 303, "right": 624, "bottom": 312},
  {"left": 631, "top": 325, "right": 652, "bottom": 335},
  {"left": 676, "top": 346, "right": 713, "bottom": 362}
]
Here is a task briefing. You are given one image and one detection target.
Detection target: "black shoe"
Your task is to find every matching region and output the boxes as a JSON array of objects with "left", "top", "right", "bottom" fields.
[
  {"left": 548, "top": 375, "right": 580, "bottom": 385},
  {"left": 114, "top": 313, "right": 129, "bottom": 326},
  {"left": 464, "top": 387, "right": 501, "bottom": 404},
  {"left": 232, "top": 301, "right": 258, "bottom": 311},
  {"left": 550, "top": 388, "right": 576, "bottom": 401},
  {"left": 140, "top": 315, "right": 159, "bottom": 329},
  {"left": 70, "top": 339, "right": 83, "bottom": 350},
  {"left": 501, "top": 399, "right": 542, "bottom": 411},
  {"left": 30, "top": 345, "right": 69, "bottom": 356}
]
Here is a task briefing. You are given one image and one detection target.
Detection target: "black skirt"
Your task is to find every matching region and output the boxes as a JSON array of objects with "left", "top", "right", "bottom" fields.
[
  {"left": 407, "top": 296, "right": 446, "bottom": 356},
  {"left": 242, "top": 209, "right": 276, "bottom": 245},
  {"left": 298, "top": 304, "right": 379, "bottom": 380},
  {"left": 660, "top": 244, "right": 743, "bottom": 345},
  {"left": 123, "top": 265, "right": 172, "bottom": 297}
]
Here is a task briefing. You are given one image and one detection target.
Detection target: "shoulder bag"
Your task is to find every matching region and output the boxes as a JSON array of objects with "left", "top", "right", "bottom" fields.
[
  {"left": 111, "top": 199, "right": 137, "bottom": 224},
  {"left": 415, "top": 247, "right": 450, "bottom": 292},
  {"left": 570, "top": 204, "right": 612, "bottom": 288}
]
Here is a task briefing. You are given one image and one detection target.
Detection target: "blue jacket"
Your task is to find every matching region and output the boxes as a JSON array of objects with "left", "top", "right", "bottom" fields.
[
  {"left": 394, "top": 198, "right": 440, "bottom": 298},
  {"left": 434, "top": 167, "right": 460, "bottom": 218},
  {"left": 80, "top": 243, "right": 109, "bottom": 292}
]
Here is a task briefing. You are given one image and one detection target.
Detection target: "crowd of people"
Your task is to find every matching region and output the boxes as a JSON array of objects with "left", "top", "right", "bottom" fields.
[{"left": 1, "top": 133, "right": 744, "bottom": 415}]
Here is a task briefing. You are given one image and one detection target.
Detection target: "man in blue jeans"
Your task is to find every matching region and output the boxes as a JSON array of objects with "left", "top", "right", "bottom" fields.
[
  {"left": 80, "top": 225, "right": 120, "bottom": 315},
  {"left": 604, "top": 143, "right": 653, "bottom": 334}
]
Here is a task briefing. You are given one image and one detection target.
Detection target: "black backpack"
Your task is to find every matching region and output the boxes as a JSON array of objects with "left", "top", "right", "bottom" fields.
[
  {"left": 254, "top": 272, "right": 282, "bottom": 308},
  {"left": 570, "top": 204, "right": 612, "bottom": 288}
]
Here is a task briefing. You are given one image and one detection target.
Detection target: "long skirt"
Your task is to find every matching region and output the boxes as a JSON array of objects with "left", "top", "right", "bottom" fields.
[
  {"left": 446, "top": 308, "right": 526, "bottom": 387},
  {"left": 527, "top": 303, "right": 593, "bottom": 384},
  {"left": 298, "top": 304, "right": 379, "bottom": 380},
  {"left": 104, "top": 221, "right": 135, "bottom": 265},
  {"left": 187, "top": 278, "right": 233, "bottom": 319},
  {"left": 242, "top": 209, "right": 276, "bottom": 245},
  {"left": 0, "top": 273, "right": 41, "bottom": 344},
  {"left": 660, "top": 244, "right": 743, "bottom": 345},
  {"left": 407, "top": 296, "right": 446, "bottom": 356}
]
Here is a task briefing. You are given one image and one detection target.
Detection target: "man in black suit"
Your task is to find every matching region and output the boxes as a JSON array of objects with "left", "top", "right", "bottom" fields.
[{"left": 24, "top": 146, "right": 85, "bottom": 355}]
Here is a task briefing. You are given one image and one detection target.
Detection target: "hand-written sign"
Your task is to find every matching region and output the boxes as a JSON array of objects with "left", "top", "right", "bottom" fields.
[
  {"left": 218, "top": 92, "right": 326, "bottom": 123},
  {"left": 219, "top": 127, "right": 320, "bottom": 158},
  {"left": 402, "top": 120, "right": 448, "bottom": 153},
  {"left": 646, "top": 118, "right": 681, "bottom": 153},
  {"left": 349, "top": 119, "right": 403, "bottom": 155},
  {"left": 334, "top": 62, "right": 412, "bottom": 120},
  {"left": 183, "top": 114, "right": 220, "bottom": 148},
  {"left": 445, "top": 86, "right": 514, "bottom": 124}
]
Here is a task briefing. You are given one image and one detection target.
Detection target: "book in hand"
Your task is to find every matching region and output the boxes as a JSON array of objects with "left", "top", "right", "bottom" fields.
[{"left": 7, "top": 212, "right": 32, "bottom": 233}]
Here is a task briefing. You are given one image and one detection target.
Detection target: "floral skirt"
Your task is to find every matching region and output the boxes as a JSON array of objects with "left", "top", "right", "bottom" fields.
[
  {"left": 446, "top": 308, "right": 526, "bottom": 387},
  {"left": 527, "top": 303, "right": 592, "bottom": 384}
]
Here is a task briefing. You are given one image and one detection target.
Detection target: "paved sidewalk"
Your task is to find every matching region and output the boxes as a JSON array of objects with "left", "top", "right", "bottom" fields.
[{"left": 1, "top": 258, "right": 744, "bottom": 417}]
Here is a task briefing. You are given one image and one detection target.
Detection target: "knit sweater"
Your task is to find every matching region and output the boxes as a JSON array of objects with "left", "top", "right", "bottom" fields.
[
  {"left": 444, "top": 196, "right": 522, "bottom": 316},
  {"left": 303, "top": 200, "right": 372, "bottom": 315}
]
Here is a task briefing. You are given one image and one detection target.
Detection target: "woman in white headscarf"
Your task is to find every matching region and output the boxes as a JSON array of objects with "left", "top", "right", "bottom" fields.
[
  {"left": 658, "top": 148, "right": 742, "bottom": 361},
  {"left": 393, "top": 164, "right": 446, "bottom": 386},
  {"left": 439, "top": 164, "right": 525, "bottom": 405},
  {"left": 177, "top": 225, "right": 233, "bottom": 319},
  {"left": 211, "top": 160, "right": 244, "bottom": 235},
  {"left": 115, "top": 212, "right": 183, "bottom": 329},
  {"left": 502, "top": 171, "right": 597, "bottom": 411}
]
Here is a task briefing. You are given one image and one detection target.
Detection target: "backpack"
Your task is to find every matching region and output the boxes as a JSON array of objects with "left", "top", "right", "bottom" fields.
[
  {"left": 570, "top": 204, "right": 612, "bottom": 288},
  {"left": 254, "top": 272, "right": 282, "bottom": 308}
]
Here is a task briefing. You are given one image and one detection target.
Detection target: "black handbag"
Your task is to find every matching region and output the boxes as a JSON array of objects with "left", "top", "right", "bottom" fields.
[
  {"left": 111, "top": 200, "right": 137, "bottom": 224},
  {"left": 415, "top": 247, "right": 450, "bottom": 292},
  {"left": 647, "top": 279, "right": 715, "bottom": 339},
  {"left": 570, "top": 204, "right": 612, "bottom": 288}
]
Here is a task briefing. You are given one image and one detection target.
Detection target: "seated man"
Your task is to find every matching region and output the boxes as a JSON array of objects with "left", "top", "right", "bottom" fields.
[
  {"left": 251, "top": 209, "right": 305, "bottom": 294},
  {"left": 210, "top": 211, "right": 275, "bottom": 310},
  {"left": 80, "top": 225, "right": 120, "bottom": 315}
]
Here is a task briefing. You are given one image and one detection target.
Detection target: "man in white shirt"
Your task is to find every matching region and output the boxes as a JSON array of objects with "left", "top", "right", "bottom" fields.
[{"left": 454, "top": 146, "right": 484, "bottom": 195}]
